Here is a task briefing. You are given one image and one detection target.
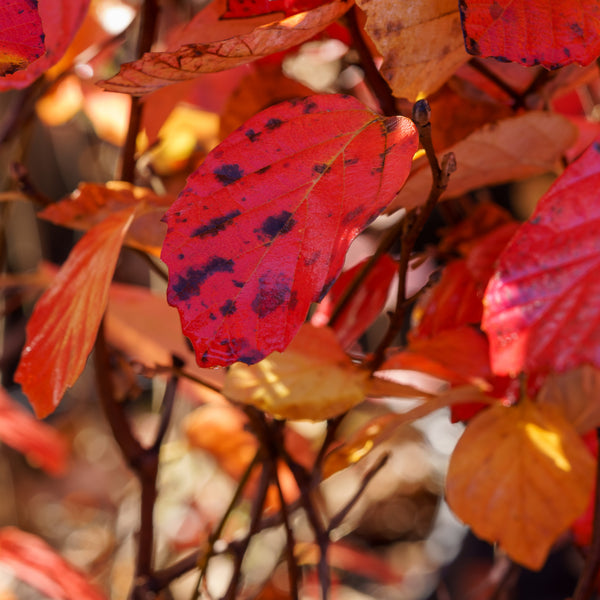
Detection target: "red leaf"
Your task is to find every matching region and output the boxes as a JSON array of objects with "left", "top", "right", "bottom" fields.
[
  {"left": 483, "top": 141, "right": 600, "bottom": 375},
  {"left": 460, "top": 0, "right": 600, "bottom": 68},
  {"left": 0, "top": 386, "right": 67, "bottom": 475},
  {"left": 15, "top": 209, "right": 135, "bottom": 417},
  {"left": 223, "top": 0, "right": 330, "bottom": 18},
  {"left": 0, "top": 527, "right": 107, "bottom": 600},
  {"left": 0, "top": 0, "right": 90, "bottom": 90},
  {"left": 0, "top": 0, "right": 44, "bottom": 76},
  {"left": 311, "top": 253, "right": 396, "bottom": 349},
  {"left": 161, "top": 94, "right": 418, "bottom": 367}
]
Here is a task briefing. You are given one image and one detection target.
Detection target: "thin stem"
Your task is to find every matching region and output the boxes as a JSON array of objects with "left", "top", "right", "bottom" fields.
[
  {"left": 344, "top": 5, "right": 398, "bottom": 117},
  {"left": 573, "top": 428, "right": 600, "bottom": 600},
  {"left": 119, "top": 0, "right": 160, "bottom": 182}
]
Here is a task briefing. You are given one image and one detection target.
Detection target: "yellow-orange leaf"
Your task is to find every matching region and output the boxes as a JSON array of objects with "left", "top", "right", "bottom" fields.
[
  {"left": 538, "top": 366, "right": 600, "bottom": 434},
  {"left": 446, "top": 398, "right": 595, "bottom": 570},
  {"left": 15, "top": 209, "right": 136, "bottom": 417},
  {"left": 223, "top": 324, "right": 367, "bottom": 421},
  {"left": 355, "top": 0, "right": 469, "bottom": 101},
  {"left": 39, "top": 182, "right": 173, "bottom": 257},
  {"left": 99, "top": 0, "right": 352, "bottom": 96},
  {"left": 388, "top": 112, "right": 577, "bottom": 213}
]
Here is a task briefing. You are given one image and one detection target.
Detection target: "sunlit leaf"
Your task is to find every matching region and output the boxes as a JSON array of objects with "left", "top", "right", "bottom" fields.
[
  {"left": 0, "top": 386, "right": 67, "bottom": 475},
  {"left": 483, "top": 141, "right": 600, "bottom": 375},
  {"left": 0, "top": 527, "right": 107, "bottom": 600},
  {"left": 99, "top": 0, "right": 352, "bottom": 96},
  {"left": 15, "top": 209, "right": 135, "bottom": 417},
  {"left": 39, "top": 182, "right": 173, "bottom": 257},
  {"left": 446, "top": 399, "right": 595, "bottom": 570},
  {"left": 223, "top": 324, "right": 368, "bottom": 421},
  {"left": 0, "top": 0, "right": 45, "bottom": 77},
  {"left": 355, "top": 0, "right": 469, "bottom": 101},
  {"left": 161, "top": 94, "right": 418, "bottom": 367},
  {"left": 460, "top": 0, "right": 600, "bottom": 68},
  {"left": 388, "top": 111, "right": 577, "bottom": 212}
]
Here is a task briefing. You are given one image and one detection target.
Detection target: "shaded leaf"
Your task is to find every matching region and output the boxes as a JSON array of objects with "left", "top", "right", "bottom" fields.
[
  {"left": 161, "top": 94, "right": 418, "bottom": 367},
  {"left": 15, "top": 209, "right": 135, "bottom": 417},
  {"left": 223, "top": 0, "right": 330, "bottom": 18},
  {"left": 223, "top": 324, "right": 368, "bottom": 420},
  {"left": 538, "top": 366, "right": 600, "bottom": 434},
  {"left": 0, "top": 0, "right": 90, "bottom": 90},
  {"left": 0, "top": 0, "right": 45, "bottom": 77},
  {"left": 40, "top": 182, "right": 173, "bottom": 257},
  {"left": 388, "top": 111, "right": 577, "bottom": 212},
  {"left": 0, "top": 527, "right": 107, "bottom": 600},
  {"left": 0, "top": 386, "right": 67, "bottom": 475},
  {"left": 483, "top": 141, "right": 600, "bottom": 375},
  {"left": 99, "top": 0, "right": 352, "bottom": 96},
  {"left": 355, "top": 0, "right": 469, "bottom": 101},
  {"left": 460, "top": 0, "right": 600, "bottom": 68},
  {"left": 446, "top": 399, "right": 595, "bottom": 570},
  {"left": 311, "top": 253, "right": 397, "bottom": 349}
]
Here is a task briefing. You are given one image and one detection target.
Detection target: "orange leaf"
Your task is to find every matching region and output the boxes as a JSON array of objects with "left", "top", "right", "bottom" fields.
[
  {"left": 0, "top": 386, "right": 67, "bottom": 475},
  {"left": 355, "top": 0, "right": 469, "bottom": 101},
  {"left": 446, "top": 398, "right": 595, "bottom": 570},
  {"left": 99, "top": 0, "right": 352, "bottom": 95},
  {"left": 0, "top": 527, "right": 106, "bottom": 600},
  {"left": 15, "top": 209, "right": 135, "bottom": 417},
  {"left": 39, "top": 182, "right": 173, "bottom": 257},
  {"left": 388, "top": 111, "right": 577, "bottom": 212}
]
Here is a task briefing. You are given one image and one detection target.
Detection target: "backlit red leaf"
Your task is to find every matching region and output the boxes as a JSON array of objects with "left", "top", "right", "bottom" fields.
[
  {"left": 0, "top": 0, "right": 44, "bottom": 77},
  {"left": 483, "top": 141, "right": 600, "bottom": 375},
  {"left": 161, "top": 94, "right": 418, "bottom": 367},
  {"left": 0, "top": 386, "right": 67, "bottom": 475},
  {"left": 0, "top": 527, "right": 107, "bottom": 600},
  {"left": 460, "top": 0, "right": 600, "bottom": 68},
  {"left": 0, "top": 0, "right": 90, "bottom": 90},
  {"left": 311, "top": 253, "right": 397, "bottom": 349},
  {"left": 99, "top": 0, "right": 352, "bottom": 96},
  {"left": 15, "top": 209, "right": 135, "bottom": 417}
]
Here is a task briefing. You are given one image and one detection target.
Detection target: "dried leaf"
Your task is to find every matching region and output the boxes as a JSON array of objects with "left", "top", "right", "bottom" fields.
[
  {"left": 355, "top": 0, "right": 469, "bottom": 101},
  {"left": 0, "top": 386, "right": 67, "bottom": 475},
  {"left": 446, "top": 399, "right": 595, "bottom": 570},
  {"left": 223, "top": 324, "right": 368, "bottom": 421},
  {"left": 538, "top": 366, "right": 600, "bottom": 434},
  {"left": 460, "top": 0, "right": 600, "bottom": 68},
  {"left": 0, "top": 527, "right": 107, "bottom": 600},
  {"left": 15, "top": 209, "right": 135, "bottom": 417},
  {"left": 161, "top": 94, "right": 417, "bottom": 367},
  {"left": 0, "top": 0, "right": 45, "bottom": 77},
  {"left": 388, "top": 111, "right": 577, "bottom": 212},
  {"left": 99, "top": 0, "right": 352, "bottom": 96},
  {"left": 39, "top": 182, "right": 173, "bottom": 257},
  {"left": 483, "top": 141, "right": 600, "bottom": 375}
]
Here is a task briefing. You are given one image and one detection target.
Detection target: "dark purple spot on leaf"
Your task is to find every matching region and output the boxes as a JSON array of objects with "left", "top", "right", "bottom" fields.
[
  {"left": 342, "top": 205, "right": 365, "bottom": 225},
  {"left": 304, "top": 250, "right": 321, "bottom": 266},
  {"left": 257, "top": 165, "right": 271, "bottom": 174},
  {"left": 220, "top": 299, "right": 237, "bottom": 316},
  {"left": 317, "top": 276, "right": 337, "bottom": 302},
  {"left": 313, "top": 163, "right": 330, "bottom": 175},
  {"left": 245, "top": 129, "right": 261, "bottom": 142},
  {"left": 233, "top": 280, "right": 245, "bottom": 288},
  {"left": 214, "top": 164, "right": 244, "bottom": 186},
  {"left": 251, "top": 272, "right": 291, "bottom": 318},
  {"left": 288, "top": 290, "right": 298, "bottom": 311},
  {"left": 209, "top": 313, "right": 217, "bottom": 320},
  {"left": 302, "top": 100, "right": 318, "bottom": 114},
  {"left": 178, "top": 253, "right": 184, "bottom": 260},
  {"left": 265, "top": 118, "right": 283, "bottom": 130},
  {"left": 344, "top": 157, "right": 359, "bottom": 166},
  {"left": 465, "top": 36, "right": 480, "bottom": 54},
  {"left": 192, "top": 209, "right": 241, "bottom": 238},
  {"left": 171, "top": 256, "right": 234, "bottom": 301},
  {"left": 569, "top": 22, "right": 583, "bottom": 37},
  {"left": 258, "top": 210, "right": 296, "bottom": 240}
]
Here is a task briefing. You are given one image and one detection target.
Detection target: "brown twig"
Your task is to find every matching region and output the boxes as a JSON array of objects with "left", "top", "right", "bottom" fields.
[
  {"left": 369, "top": 100, "right": 456, "bottom": 372},
  {"left": 572, "top": 427, "right": 600, "bottom": 600},
  {"left": 119, "top": 0, "right": 160, "bottom": 182}
]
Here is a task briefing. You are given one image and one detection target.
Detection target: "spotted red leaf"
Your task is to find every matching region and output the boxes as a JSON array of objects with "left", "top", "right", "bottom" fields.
[
  {"left": 483, "top": 141, "right": 600, "bottom": 375},
  {"left": 15, "top": 209, "right": 135, "bottom": 417},
  {"left": 0, "top": 527, "right": 107, "bottom": 600},
  {"left": 0, "top": 0, "right": 90, "bottom": 90},
  {"left": 0, "top": 0, "right": 44, "bottom": 76},
  {"left": 161, "top": 94, "right": 418, "bottom": 367},
  {"left": 460, "top": 0, "right": 600, "bottom": 68}
]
